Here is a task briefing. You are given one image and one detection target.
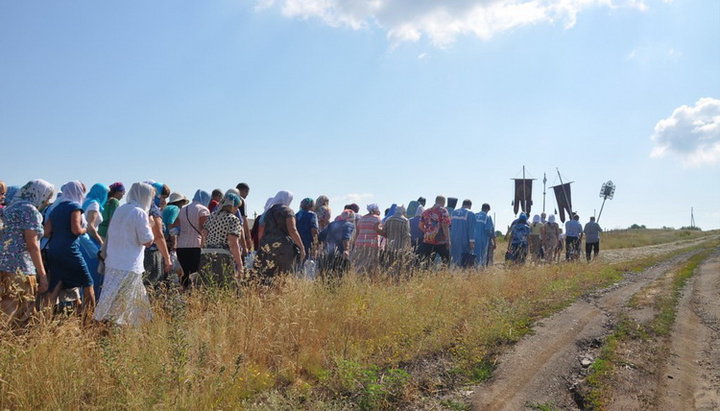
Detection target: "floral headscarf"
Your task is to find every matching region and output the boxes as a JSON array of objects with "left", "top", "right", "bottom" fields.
[
  {"left": 13, "top": 179, "right": 55, "bottom": 208},
  {"left": 220, "top": 193, "right": 242, "bottom": 209}
]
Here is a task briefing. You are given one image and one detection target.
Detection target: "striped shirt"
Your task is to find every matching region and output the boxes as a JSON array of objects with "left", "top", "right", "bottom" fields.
[{"left": 355, "top": 214, "right": 382, "bottom": 248}]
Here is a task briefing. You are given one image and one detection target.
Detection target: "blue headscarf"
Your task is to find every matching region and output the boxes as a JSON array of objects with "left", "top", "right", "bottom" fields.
[
  {"left": 220, "top": 193, "right": 242, "bottom": 209},
  {"left": 82, "top": 183, "right": 109, "bottom": 212},
  {"left": 192, "top": 189, "right": 211, "bottom": 207},
  {"left": 162, "top": 204, "right": 180, "bottom": 226},
  {"left": 383, "top": 204, "right": 397, "bottom": 223},
  {"left": 151, "top": 182, "right": 165, "bottom": 207}
]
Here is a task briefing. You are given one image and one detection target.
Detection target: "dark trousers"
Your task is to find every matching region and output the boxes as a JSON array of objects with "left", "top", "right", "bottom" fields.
[
  {"left": 417, "top": 242, "right": 450, "bottom": 266},
  {"left": 176, "top": 248, "right": 201, "bottom": 288},
  {"left": 566, "top": 236, "right": 580, "bottom": 260},
  {"left": 586, "top": 242, "right": 600, "bottom": 261}
]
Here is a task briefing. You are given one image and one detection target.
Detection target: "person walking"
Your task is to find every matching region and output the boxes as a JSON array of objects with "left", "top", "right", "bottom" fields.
[
  {"left": 93, "top": 182, "right": 155, "bottom": 326},
  {"left": 200, "top": 192, "right": 245, "bottom": 287},
  {"left": 529, "top": 214, "right": 544, "bottom": 262},
  {"left": 45, "top": 181, "right": 96, "bottom": 313},
  {"left": 541, "top": 215, "right": 561, "bottom": 263},
  {"left": 98, "top": 182, "right": 125, "bottom": 239},
  {"left": 472, "top": 203, "right": 495, "bottom": 267},
  {"left": 583, "top": 216, "right": 602, "bottom": 261},
  {"left": 174, "top": 190, "right": 210, "bottom": 289},
  {"left": 352, "top": 203, "right": 383, "bottom": 273},
  {"left": 295, "top": 198, "right": 319, "bottom": 261},
  {"left": 449, "top": 200, "right": 475, "bottom": 267},
  {"left": 0, "top": 180, "right": 54, "bottom": 325},
  {"left": 508, "top": 213, "right": 530, "bottom": 264},
  {"left": 565, "top": 213, "right": 583, "bottom": 261},
  {"left": 256, "top": 191, "right": 305, "bottom": 284},
  {"left": 418, "top": 196, "right": 451, "bottom": 266}
]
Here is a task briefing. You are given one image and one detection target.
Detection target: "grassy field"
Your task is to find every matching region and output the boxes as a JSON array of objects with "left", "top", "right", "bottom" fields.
[
  {"left": 600, "top": 228, "right": 715, "bottom": 250},
  {"left": 0, "top": 233, "right": 716, "bottom": 410}
]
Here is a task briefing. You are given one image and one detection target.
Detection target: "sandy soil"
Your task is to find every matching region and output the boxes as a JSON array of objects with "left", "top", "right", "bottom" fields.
[{"left": 467, "top": 236, "right": 719, "bottom": 410}]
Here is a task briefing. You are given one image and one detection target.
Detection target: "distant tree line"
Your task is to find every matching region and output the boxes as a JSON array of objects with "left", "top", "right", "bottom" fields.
[{"left": 627, "top": 224, "right": 701, "bottom": 231}]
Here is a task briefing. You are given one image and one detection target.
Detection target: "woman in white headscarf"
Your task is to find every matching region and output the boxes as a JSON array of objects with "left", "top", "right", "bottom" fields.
[
  {"left": 541, "top": 214, "right": 561, "bottom": 263},
  {"left": 0, "top": 179, "right": 54, "bottom": 324},
  {"left": 352, "top": 203, "right": 384, "bottom": 274},
  {"left": 529, "top": 214, "right": 544, "bottom": 262},
  {"left": 93, "top": 182, "right": 155, "bottom": 326},
  {"left": 44, "top": 181, "right": 97, "bottom": 311},
  {"left": 255, "top": 190, "right": 305, "bottom": 284}
]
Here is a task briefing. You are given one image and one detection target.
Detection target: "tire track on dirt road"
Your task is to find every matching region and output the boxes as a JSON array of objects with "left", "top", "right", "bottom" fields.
[
  {"left": 469, "top": 250, "right": 703, "bottom": 410},
  {"left": 656, "top": 253, "right": 720, "bottom": 410}
]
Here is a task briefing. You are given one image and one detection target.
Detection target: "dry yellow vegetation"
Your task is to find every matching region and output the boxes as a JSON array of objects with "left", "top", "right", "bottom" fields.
[{"left": 0, "top": 232, "right": 715, "bottom": 410}]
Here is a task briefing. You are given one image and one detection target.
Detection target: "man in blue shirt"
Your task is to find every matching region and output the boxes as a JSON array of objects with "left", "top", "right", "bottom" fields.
[
  {"left": 472, "top": 203, "right": 495, "bottom": 267},
  {"left": 565, "top": 213, "right": 583, "bottom": 261},
  {"left": 450, "top": 200, "right": 475, "bottom": 267}
]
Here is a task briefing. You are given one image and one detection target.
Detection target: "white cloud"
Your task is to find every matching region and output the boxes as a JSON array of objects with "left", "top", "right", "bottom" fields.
[
  {"left": 257, "top": 0, "right": 649, "bottom": 47},
  {"left": 650, "top": 97, "right": 720, "bottom": 166},
  {"left": 332, "top": 193, "right": 374, "bottom": 205}
]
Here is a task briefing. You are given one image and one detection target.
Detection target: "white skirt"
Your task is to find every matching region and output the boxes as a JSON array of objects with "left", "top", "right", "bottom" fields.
[{"left": 93, "top": 268, "right": 152, "bottom": 326}]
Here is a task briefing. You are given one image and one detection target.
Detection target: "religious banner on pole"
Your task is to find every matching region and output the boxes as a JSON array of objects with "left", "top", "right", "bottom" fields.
[
  {"left": 552, "top": 183, "right": 573, "bottom": 222},
  {"left": 513, "top": 179, "right": 533, "bottom": 215}
]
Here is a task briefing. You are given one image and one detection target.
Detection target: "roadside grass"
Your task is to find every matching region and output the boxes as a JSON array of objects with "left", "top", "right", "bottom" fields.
[
  {"left": 1, "top": 240, "right": 715, "bottom": 410},
  {"left": 581, "top": 241, "right": 718, "bottom": 410},
  {"left": 600, "top": 228, "right": 716, "bottom": 250}
]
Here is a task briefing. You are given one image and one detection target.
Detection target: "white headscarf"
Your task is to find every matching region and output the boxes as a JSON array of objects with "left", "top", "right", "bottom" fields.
[
  {"left": 126, "top": 182, "right": 155, "bottom": 212},
  {"left": 265, "top": 190, "right": 293, "bottom": 212},
  {"left": 59, "top": 181, "right": 85, "bottom": 205},
  {"left": 13, "top": 179, "right": 55, "bottom": 208},
  {"left": 367, "top": 203, "right": 380, "bottom": 214}
]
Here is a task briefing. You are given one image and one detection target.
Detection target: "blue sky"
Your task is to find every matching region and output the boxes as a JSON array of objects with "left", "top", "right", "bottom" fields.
[{"left": 1, "top": 0, "right": 718, "bottom": 230}]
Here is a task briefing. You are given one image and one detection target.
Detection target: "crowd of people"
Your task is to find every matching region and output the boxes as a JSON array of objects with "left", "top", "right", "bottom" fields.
[
  {"left": 504, "top": 211, "right": 602, "bottom": 264},
  {"left": 0, "top": 179, "right": 602, "bottom": 327}
]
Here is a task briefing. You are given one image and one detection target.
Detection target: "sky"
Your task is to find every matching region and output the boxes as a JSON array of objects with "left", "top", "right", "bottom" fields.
[{"left": 1, "top": 0, "right": 718, "bottom": 230}]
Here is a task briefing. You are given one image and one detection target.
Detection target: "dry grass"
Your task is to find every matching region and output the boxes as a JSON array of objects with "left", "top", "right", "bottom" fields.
[
  {"left": 600, "top": 228, "right": 715, "bottom": 250},
  {"left": 0, "top": 259, "right": 631, "bottom": 410}
]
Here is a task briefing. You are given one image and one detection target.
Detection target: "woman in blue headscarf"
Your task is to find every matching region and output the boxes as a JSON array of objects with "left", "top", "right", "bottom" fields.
[
  {"left": 507, "top": 213, "right": 530, "bottom": 264},
  {"left": 79, "top": 183, "right": 109, "bottom": 297}
]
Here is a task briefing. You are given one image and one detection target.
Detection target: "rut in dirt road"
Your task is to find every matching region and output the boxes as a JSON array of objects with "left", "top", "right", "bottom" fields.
[
  {"left": 469, "top": 251, "right": 700, "bottom": 410},
  {"left": 656, "top": 253, "right": 720, "bottom": 410}
]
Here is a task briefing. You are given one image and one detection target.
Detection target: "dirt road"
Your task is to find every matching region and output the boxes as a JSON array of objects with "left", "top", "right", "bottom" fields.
[
  {"left": 656, "top": 254, "right": 720, "bottom": 410},
  {"left": 469, "top": 238, "right": 719, "bottom": 410}
]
